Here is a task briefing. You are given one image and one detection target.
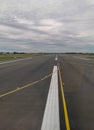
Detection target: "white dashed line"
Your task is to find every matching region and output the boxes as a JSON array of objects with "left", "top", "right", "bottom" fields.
[
  {"left": 41, "top": 66, "right": 60, "bottom": 130},
  {"left": 55, "top": 55, "right": 58, "bottom": 61}
]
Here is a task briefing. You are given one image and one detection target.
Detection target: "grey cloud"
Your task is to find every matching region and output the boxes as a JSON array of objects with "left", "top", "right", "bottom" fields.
[{"left": 0, "top": 0, "right": 94, "bottom": 52}]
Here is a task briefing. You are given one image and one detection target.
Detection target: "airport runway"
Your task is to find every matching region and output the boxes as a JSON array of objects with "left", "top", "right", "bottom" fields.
[{"left": 0, "top": 55, "right": 94, "bottom": 130}]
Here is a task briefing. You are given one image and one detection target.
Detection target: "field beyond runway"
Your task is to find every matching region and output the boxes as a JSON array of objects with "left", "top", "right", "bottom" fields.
[{"left": 0, "top": 54, "right": 94, "bottom": 130}]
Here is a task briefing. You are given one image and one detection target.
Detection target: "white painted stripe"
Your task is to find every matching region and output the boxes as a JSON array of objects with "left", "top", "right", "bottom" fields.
[
  {"left": 73, "top": 56, "right": 91, "bottom": 61},
  {"left": 55, "top": 55, "right": 58, "bottom": 61},
  {"left": 41, "top": 66, "right": 60, "bottom": 130},
  {"left": 0, "top": 57, "right": 32, "bottom": 65}
]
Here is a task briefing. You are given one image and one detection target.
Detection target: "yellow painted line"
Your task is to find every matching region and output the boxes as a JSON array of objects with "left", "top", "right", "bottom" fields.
[
  {"left": 0, "top": 73, "right": 52, "bottom": 98},
  {"left": 58, "top": 65, "right": 71, "bottom": 130}
]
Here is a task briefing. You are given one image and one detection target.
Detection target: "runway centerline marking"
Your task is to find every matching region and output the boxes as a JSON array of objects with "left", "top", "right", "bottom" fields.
[
  {"left": 55, "top": 55, "right": 58, "bottom": 61},
  {"left": 41, "top": 66, "right": 60, "bottom": 130}
]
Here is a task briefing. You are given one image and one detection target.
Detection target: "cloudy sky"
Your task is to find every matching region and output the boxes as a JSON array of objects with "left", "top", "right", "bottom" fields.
[{"left": 0, "top": 0, "right": 94, "bottom": 52}]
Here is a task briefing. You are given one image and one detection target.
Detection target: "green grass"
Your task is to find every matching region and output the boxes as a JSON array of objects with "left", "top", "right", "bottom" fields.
[
  {"left": 0, "top": 53, "right": 47, "bottom": 62},
  {"left": 87, "top": 56, "right": 94, "bottom": 59}
]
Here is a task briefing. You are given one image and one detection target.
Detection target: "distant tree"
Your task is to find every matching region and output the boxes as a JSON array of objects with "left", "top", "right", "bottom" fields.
[{"left": 13, "top": 52, "right": 18, "bottom": 54}]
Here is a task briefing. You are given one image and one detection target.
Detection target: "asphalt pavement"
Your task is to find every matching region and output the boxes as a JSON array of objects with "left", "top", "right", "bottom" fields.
[
  {"left": 0, "top": 54, "right": 94, "bottom": 130},
  {"left": 0, "top": 55, "right": 55, "bottom": 130},
  {"left": 59, "top": 54, "right": 94, "bottom": 130}
]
